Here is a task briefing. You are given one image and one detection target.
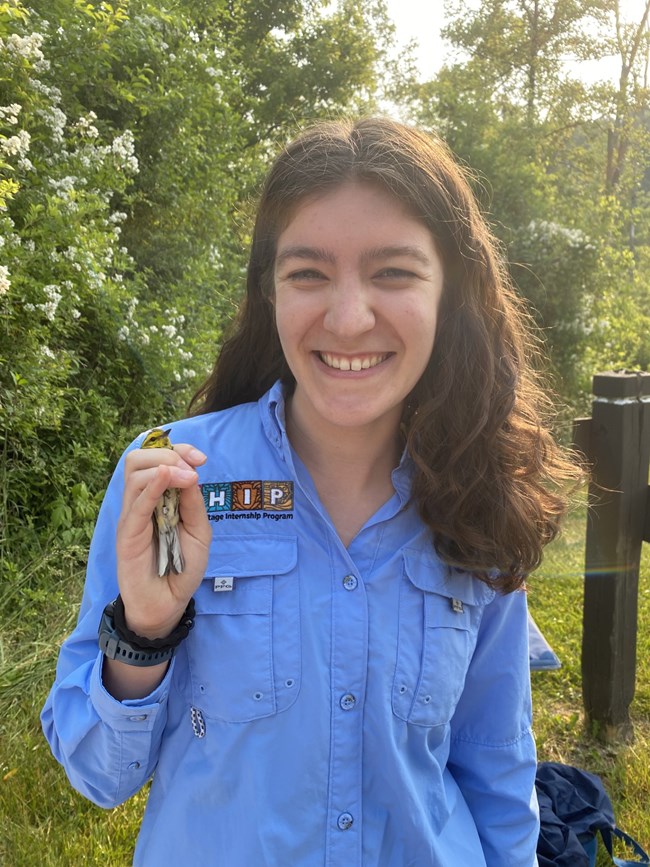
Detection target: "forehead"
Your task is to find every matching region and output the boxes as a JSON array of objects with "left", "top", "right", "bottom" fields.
[{"left": 276, "top": 180, "right": 432, "bottom": 247}]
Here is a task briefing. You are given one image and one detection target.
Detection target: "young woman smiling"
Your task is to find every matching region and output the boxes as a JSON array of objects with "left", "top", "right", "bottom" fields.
[{"left": 43, "top": 118, "right": 579, "bottom": 866}]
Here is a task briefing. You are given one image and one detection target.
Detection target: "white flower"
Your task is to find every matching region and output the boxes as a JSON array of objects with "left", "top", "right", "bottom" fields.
[
  {"left": 1, "top": 129, "right": 31, "bottom": 158},
  {"left": 139, "top": 331, "right": 150, "bottom": 345},
  {"left": 0, "top": 104, "right": 22, "bottom": 124},
  {"left": 174, "top": 372, "right": 182, "bottom": 381},
  {"left": 75, "top": 111, "right": 99, "bottom": 139},
  {"left": 6, "top": 32, "right": 45, "bottom": 62},
  {"left": 161, "top": 324, "right": 177, "bottom": 338},
  {"left": 40, "top": 284, "right": 62, "bottom": 320},
  {"left": 117, "top": 325, "right": 130, "bottom": 341},
  {"left": 41, "top": 345, "right": 56, "bottom": 360},
  {"left": 0, "top": 265, "right": 10, "bottom": 295},
  {"left": 111, "top": 129, "right": 139, "bottom": 174},
  {"left": 35, "top": 106, "right": 67, "bottom": 143},
  {"left": 183, "top": 369, "right": 196, "bottom": 379},
  {"left": 49, "top": 175, "right": 77, "bottom": 194}
]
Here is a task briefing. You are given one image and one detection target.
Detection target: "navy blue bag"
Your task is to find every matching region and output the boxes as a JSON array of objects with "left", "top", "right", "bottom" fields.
[{"left": 536, "top": 762, "right": 649, "bottom": 867}]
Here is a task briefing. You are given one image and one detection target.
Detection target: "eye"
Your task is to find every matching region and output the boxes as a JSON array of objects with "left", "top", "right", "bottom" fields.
[
  {"left": 375, "top": 267, "right": 418, "bottom": 280},
  {"left": 286, "top": 268, "right": 328, "bottom": 282}
]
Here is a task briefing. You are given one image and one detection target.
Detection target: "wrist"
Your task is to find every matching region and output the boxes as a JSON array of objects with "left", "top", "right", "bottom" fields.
[{"left": 98, "top": 596, "right": 195, "bottom": 667}]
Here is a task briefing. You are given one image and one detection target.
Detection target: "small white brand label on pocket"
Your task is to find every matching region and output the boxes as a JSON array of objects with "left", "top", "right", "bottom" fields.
[
  {"left": 213, "top": 576, "right": 234, "bottom": 592},
  {"left": 451, "top": 598, "right": 464, "bottom": 614}
]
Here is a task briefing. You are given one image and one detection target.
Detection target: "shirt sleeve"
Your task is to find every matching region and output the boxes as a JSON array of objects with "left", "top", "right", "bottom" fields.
[
  {"left": 447, "top": 588, "right": 540, "bottom": 867},
  {"left": 40, "top": 441, "right": 174, "bottom": 809}
]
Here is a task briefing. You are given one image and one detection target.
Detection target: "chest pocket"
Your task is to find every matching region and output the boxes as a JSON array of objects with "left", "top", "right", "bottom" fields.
[
  {"left": 392, "top": 550, "right": 490, "bottom": 727},
  {"left": 188, "top": 534, "right": 300, "bottom": 723}
]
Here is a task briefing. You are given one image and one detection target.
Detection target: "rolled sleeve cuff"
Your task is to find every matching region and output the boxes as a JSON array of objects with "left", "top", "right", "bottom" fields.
[{"left": 89, "top": 650, "right": 175, "bottom": 733}]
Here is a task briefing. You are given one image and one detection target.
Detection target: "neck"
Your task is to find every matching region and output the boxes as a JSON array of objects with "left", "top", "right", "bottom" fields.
[{"left": 285, "top": 397, "right": 403, "bottom": 493}]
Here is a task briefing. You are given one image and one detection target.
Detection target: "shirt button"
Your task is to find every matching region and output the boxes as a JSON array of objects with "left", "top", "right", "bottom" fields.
[
  {"left": 337, "top": 812, "right": 354, "bottom": 831},
  {"left": 127, "top": 761, "right": 141, "bottom": 770},
  {"left": 340, "top": 693, "right": 356, "bottom": 711},
  {"left": 128, "top": 715, "right": 148, "bottom": 722},
  {"left": 342, "top": 574, "right": 358, "bottom": 591}
]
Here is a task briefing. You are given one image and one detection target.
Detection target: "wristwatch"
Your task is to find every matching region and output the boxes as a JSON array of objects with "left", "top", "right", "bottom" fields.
[{"left": 98, "top": 600, "right": 176, "bottom": 667}]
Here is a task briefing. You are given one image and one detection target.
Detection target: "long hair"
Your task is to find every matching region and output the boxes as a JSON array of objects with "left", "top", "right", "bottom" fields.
[{"left": 190, "top": 117, "right": 581, "bottom": 591}]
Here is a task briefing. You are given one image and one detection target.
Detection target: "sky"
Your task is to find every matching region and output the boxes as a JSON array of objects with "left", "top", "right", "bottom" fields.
[{"left": 383, "top": 0, "right": 650, "bottom": 84}]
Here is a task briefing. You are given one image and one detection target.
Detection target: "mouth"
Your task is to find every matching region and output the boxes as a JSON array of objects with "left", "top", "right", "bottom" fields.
[{"left": 318, "top": 352, "right": 391, "bottom": 371}]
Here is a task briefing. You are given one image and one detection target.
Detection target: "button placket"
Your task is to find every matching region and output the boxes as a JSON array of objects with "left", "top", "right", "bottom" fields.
[{"left": 326, "top": 565, "right": 366, "bottom": 864}]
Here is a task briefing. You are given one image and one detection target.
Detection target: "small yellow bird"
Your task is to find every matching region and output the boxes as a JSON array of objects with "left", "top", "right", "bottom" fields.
[{"left": 141, "top": 427, "right": 185, "bottom": 577}]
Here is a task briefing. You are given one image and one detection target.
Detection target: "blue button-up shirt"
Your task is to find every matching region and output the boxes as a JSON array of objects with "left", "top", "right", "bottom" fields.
[{"left": 42, "top": 381, "right": 539, "bottom": 866}]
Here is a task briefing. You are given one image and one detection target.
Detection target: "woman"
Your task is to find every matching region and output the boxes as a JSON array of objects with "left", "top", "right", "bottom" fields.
[{"left": 42, "top": 118, "right": 577, "bottom": 865}]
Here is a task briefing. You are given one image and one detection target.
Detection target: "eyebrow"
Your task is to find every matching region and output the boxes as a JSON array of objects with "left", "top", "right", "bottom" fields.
[
  {"left": 275, "top": 246, "right": 336, "bottom": 267},
  {"left": 360, "top": 246, "right": 432, "bottom": 267},
  {"left": 275, "top": 244, "right": 432, "bottom": 268}
]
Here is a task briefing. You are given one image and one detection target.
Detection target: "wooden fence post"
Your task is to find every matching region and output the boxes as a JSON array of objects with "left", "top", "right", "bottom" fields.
[{"left": 581, "top": 370, "right": 650, "bottom": 742}]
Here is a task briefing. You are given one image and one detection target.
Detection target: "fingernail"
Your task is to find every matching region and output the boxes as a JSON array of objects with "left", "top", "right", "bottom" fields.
[
  {"left": 188, "top": 447, "right": 207, "bottom": 464},
  {"left": 177, "top": 469, "right": 198, "bottom": 481}
]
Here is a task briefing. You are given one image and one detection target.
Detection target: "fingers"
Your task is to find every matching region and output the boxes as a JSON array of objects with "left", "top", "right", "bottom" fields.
[
  {"left": 175, "top": 443, "right": 207, "bottom": 466},
  {"left": 123, "top": 442, "right": 206, "bottom": 475},
  {"left": 121, "top": 443, "right": 206, "bottom": 513}
]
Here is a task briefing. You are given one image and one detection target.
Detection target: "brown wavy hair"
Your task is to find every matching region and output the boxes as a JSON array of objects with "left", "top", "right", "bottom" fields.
[{"left": 190, "top": 117, "right": 582, "bottom": 592}]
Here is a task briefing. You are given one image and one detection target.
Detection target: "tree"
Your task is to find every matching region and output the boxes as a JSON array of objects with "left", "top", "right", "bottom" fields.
[
  {"left": 399, "top": 0, "right": 650, "bottom": 407},
  {"left": 0, "top": 0, "right": 396, "bottom": 574}
]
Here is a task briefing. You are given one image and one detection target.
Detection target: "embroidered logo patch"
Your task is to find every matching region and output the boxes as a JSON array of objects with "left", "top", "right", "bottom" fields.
[{"left": 200, "top": 481, "right": 294, "bottom": 523}]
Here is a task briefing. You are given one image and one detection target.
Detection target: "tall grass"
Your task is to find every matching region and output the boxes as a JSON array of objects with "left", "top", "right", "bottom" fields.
[{"left": 1, "top": 504, "right": 648, "bottom": 866}]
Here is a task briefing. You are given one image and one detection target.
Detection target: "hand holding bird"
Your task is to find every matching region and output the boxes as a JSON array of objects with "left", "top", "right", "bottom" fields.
[{"left": 115, "top": 431, "right": 211, "bottom": 642}]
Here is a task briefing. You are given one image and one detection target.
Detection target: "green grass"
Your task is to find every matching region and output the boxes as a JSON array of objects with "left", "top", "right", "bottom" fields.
[
  {"left": 1, "top": 507, "right": 649, "bottom": 866},
  {"left": 529, "top": 504, "right": 650, "bottom": 866}
]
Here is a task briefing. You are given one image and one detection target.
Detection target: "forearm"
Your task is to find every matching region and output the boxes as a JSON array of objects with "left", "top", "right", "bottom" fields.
[{"left": 102, "top": 656, "right": 170, "bottom": 701}]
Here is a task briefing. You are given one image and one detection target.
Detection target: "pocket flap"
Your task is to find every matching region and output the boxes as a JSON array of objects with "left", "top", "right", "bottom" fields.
[
  {"left": 205, "top": 534, "right": 297, "bottom": 578},
  {"left": 402, "top": 548, "right": 495, "bottom": 606},
  {"left": 196, "top": 535, "right": 297, "bottom": 616}
]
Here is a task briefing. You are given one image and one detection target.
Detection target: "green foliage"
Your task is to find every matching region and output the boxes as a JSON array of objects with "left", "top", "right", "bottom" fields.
[
  {"left": 0, "top": 0, "right": 391, "bottom": 577},
  {"left": 400, "top": 0, "right": 650, "bottom": 410}
]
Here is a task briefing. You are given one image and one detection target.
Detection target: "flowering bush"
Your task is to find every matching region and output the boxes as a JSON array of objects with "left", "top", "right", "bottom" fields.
[
  {"left": 0, "top": 2, "right": 241, "bottom": 559},
  {"left": 0, "top": 0, "right": 389, "bottom": 579}
]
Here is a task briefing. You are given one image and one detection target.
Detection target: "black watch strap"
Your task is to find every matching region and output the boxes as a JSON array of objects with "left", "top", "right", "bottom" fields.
[{"left": 98, "top": 597, "right": 194, "bottom": 667}]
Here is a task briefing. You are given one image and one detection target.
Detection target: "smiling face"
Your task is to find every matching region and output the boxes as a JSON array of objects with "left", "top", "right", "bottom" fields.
[{"left": 273, "top": 181, "right": 444, "bottom": 441}]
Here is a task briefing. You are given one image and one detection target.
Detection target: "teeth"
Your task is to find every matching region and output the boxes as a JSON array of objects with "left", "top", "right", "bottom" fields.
[{"left": 320, "top": 353, "right": 387, "bottom": 371}]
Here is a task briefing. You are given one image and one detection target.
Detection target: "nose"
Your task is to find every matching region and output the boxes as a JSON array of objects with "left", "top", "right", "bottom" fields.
[{"left": 322, "top": 280, "right": 375, "bottom": 338}]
